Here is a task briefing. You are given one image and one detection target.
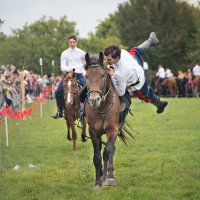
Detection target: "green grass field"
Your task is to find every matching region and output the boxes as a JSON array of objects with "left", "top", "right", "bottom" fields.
[{"left": 0, "top": 98, "right": 200, "bottom": 200}]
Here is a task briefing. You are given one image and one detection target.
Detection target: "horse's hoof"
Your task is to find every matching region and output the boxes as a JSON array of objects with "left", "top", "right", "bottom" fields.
[
  {"left": 105, "top": 178, "right": 116, "bottom": 186},
  {"left": 100, "top": 176, "right": 106, "bottom": 182},
  {"left": 93, "top": 185, "right": 101, "bottom": 191},
  {"left": 67, "top": 137, "right": 72, "bottom": 141},
  {"left": 81, "top": 137, "right": 87, "bottom": 142}
]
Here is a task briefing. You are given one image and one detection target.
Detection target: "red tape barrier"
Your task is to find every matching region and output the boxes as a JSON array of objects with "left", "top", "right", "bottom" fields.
[{"left": 0, "top": 96, "right": 44, "bottom": 123}]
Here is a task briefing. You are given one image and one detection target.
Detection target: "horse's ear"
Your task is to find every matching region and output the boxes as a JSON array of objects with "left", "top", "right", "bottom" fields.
[
  {"left": 85, "top": 53, "right": 90, "bottom": 70},
  {"left": 99, "top": 52, "right": 104, "bottom": 66},
  {"left": 72, "top": 68, "right": 75, "bottom": 78}
]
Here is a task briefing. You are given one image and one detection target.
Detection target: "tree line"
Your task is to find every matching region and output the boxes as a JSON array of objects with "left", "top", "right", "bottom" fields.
[{"left": 0, "top": 0, "right": 200, "bottom": 75}]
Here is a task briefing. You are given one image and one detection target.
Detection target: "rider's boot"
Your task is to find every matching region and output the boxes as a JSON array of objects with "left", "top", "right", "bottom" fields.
[
  {"left": 51, "top": 98, "right": 63, "bottom": 119},
  {"left": 79, "top": 86, "right": 88, "bottom": 122},
  {"left": 79, "top": 85, "right": 88, "bottom": 103},
  {"left": 152, "top": 98, "right": 168, "bottom": 114},
  {"left": 138, "top": 32, "right": 159, "bottom": 54},
  {"left": 51, "top": 109, "right": 63, "bottom": 119}
]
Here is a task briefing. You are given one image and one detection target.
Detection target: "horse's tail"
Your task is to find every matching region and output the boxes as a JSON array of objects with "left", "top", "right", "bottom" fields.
[{"left": 118, "top": 120, "right": 135, "bottom": 145}]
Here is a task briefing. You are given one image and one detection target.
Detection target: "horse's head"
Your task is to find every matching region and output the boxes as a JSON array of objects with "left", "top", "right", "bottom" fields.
[
  {"left": 85, "top": 52, "right": 109, "bottom": 108},
  {"left": 63, "top": 69, "right": 79, "bottom": 105}
]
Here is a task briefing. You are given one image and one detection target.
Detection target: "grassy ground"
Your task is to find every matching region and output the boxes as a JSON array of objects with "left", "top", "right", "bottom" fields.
[{"left": 0, "top": 98, "right": 200, "bottom": 200}]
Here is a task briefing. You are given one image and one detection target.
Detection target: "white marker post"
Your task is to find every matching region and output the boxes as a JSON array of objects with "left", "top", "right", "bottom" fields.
[
  {"left": 39, "top": 58, "right": 43, "bottom": 118},
  {"left": 39, "top": 58, "right": 43, "bottom": 77},
  {"left": 52, "top": 60, "right": 55, "bottom": 75},
  {"left": 5, "top": 115, "right": 9, "bottom": 146}
]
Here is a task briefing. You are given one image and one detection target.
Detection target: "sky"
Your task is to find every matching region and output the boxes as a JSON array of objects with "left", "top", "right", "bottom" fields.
[
  {"left": 0, "top": 0, "right": 198, "bottom": 38},
  {"left": 0, "top": 0, "right": 128, "bottom": 38}
]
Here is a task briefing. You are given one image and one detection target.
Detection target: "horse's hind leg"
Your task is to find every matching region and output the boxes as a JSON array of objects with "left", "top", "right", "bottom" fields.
[
  {"left": 81, "top": 118, "right": 87, "bottom": 142},
  {"left": 105, "top": 137, "right": 116, "bottom": 186}
]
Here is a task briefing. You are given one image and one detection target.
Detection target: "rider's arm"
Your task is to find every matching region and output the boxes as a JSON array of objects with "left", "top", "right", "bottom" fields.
[
  {"left": 110, "top": 71, "right": 126, "bottom": 97},
  {"left": 60, "top": 52, "right": 73, "bottom": 72}
]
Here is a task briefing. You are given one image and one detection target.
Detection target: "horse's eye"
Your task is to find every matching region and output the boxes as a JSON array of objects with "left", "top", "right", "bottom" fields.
[{"left": 85, "top": 75, "right": 88, "bottom": 79}]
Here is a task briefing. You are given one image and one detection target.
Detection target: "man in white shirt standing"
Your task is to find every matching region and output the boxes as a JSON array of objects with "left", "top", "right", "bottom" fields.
[
  {"left": 52, "top": 35, "right": 86, "bottom": 119},
  {"left": 104, "top": 32, "right": 168, "bottom": 117}
]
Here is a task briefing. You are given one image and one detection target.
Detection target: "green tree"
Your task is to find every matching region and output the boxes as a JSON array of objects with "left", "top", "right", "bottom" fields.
[
  {"left": 96, "top": 0, "right": 200, "bottom": 73},
  {"left": 79, "top": 32, "right": 126, "bottom": 54},
  {"left": 0, "top": 18, "right": 6, "bottom": 42},
  {"left": 0, "top": 16, "right": 77, "bottom": 75}
]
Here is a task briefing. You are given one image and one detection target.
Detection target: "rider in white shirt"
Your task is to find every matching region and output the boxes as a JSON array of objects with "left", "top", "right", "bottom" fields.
[
  {"left": 156, "top": 65, "right": 165, "bottom": 79},
  {"left": 60, "top": 47, "right": 86, "bottom": 74},
  {"left": 104, "top": 32, "right": 168, "bottom": 115},
  {"left": 52, "top": 35, "right": 86, "bottom": 119},
  {"left": 165, "top": 68, "right": 173, "bottom": 78},
  {"left": 193, "top": 63, "right": 200, "bottom": 76}
]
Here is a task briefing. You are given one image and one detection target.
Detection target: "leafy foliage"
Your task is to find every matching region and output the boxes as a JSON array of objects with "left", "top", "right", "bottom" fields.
[
  {"left": 97, "top": 0, "right": 200, "bottom": 72},
  {"left": 0, "top": 18, "right": 6, "bottom": 42},
  {"left": 0, "top": 16, "right": 77, "bottom": 75},
  {"left": 1, "top": 1, "right": 200, "bottom": 74}
]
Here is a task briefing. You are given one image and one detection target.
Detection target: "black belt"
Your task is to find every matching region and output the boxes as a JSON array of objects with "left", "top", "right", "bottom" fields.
[{"left": 129, "top": 78, "right": 140, "bottom": 87}]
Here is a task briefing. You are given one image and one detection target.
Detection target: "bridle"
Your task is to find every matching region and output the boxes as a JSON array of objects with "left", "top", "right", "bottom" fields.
[
  {"left": 87, "top": 66, "right": 111, "bottom": 101},
  {"left": 87, "top": 65, "right": 116, "bottom": 119},
  {"left": 63, "top": 78, "right": 80, "bottom": 108}
]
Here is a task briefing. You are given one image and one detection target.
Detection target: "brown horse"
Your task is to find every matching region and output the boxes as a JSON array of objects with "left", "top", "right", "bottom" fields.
[
  {"left": 63, "top": 71, "right": 86, "bottom": 150},
  {"left": 193, "top": 75, "right": 200, "bottom": 97},
  {"left": 84, "top": 52, "right": 132, "bottom": 190},
  {"left": 162, "top": 77, "right": 177, "bottom": 97}
]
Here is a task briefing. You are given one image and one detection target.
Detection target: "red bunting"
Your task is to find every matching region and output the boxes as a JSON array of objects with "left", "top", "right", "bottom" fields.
[
  {"left": 0, "top": 105, "right": 7, "bottom": 117},
  {"left": 13, "top": 110, "right": 22, "bottom": 120},
  {"left": 0, "top": 96, "right": 44, "bottom": 122}
]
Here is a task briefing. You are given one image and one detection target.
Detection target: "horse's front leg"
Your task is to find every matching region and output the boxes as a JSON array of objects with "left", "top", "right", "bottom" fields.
[
  {"left": 66, "top": 119, "right": 72, "bottom": 141},
  {"left": 70, "top": 119, "right": 77, "bottom": 151},
  {"left": 101, "top": 145, "right": 109, "bottom": 182},
  {"left": 105, "top": 136, "right": 117, "bottom": 186},
  {"left": 91, "top": 133, "right": 103, "bottom": 190}
]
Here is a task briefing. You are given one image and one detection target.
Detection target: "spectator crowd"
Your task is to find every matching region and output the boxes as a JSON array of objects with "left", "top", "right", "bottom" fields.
[
  {"left": 147, "top": 63, "right": 200, "bottom": 97},
  {"left": 0, "top": 62, "right": 200, "bottom": 111},
  {"left": 0, "top": 64, "right": 61, "bottom": 110}
]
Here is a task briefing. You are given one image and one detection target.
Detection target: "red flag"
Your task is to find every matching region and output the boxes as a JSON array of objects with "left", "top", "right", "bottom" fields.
[
  {"left": 13, "top": 110, "right": 22, "bottom": 120},
  {"left": 32, "top": 101, "right": 39, "bottom": 112},
  {"left": 9, "top": 110, "right": 15, "bottom": 119},
  {"left": 0, "top": 105, "right": 8, "bottom": 117},
  {"left": 25, "top": 108, "right": 33, "bottom": 116}
]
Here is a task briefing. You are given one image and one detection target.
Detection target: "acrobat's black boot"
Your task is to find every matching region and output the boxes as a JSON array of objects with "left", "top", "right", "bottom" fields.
[{"left": 152, "top": 99, "right": 168, "bottom": 114}]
